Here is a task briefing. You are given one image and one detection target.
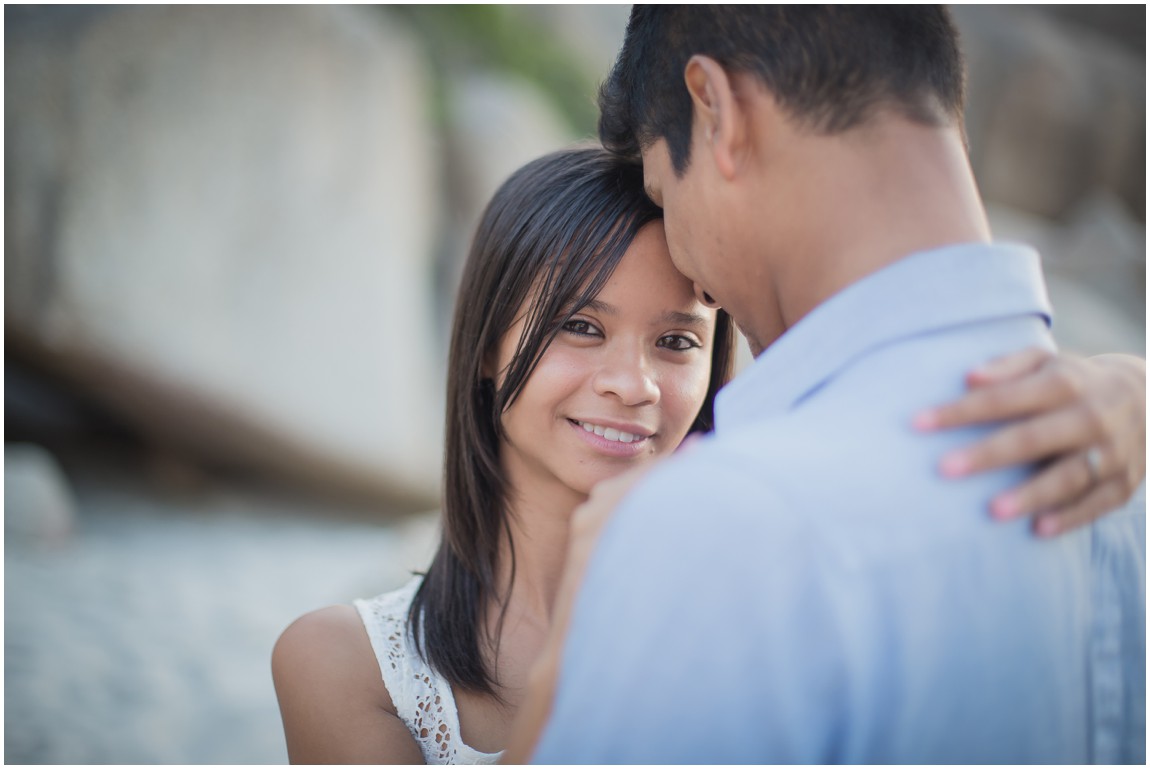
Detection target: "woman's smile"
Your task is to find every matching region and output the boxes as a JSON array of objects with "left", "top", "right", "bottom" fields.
[{"left": 567, "top": 418, "right": 654, "bottom": 455}]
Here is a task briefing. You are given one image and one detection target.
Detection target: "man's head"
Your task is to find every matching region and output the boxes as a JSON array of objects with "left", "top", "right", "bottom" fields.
[
  {"left": 599, "top": 6, "right": 966, "bottom": 174},
  {"left": 598, "top": 7, "right": 972, "bottom": 354}
]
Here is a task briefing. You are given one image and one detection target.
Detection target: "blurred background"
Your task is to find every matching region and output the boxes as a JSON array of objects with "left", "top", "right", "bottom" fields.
[{"left": 4, "top": 5, "right": 1145, "bottom": 764}]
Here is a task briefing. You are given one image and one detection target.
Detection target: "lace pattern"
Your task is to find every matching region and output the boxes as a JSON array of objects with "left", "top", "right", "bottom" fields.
[{"left": 354, "top": 578, "right": 502, "bottom": 765}]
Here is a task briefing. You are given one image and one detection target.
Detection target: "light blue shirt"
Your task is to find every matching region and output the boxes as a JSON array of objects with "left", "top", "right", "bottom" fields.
[{"left": 533, "top": 243, "right": 1146, "bottom": 764}]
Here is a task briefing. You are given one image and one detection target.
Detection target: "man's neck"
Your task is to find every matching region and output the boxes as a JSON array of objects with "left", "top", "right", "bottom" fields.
[{"left": 748, "top": 118, "right": 990, "bottom": 355}]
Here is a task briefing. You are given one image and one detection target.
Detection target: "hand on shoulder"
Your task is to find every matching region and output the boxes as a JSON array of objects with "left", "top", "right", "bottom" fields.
[
  {"left": 920, "top": 349, "right": 1146, "bottom": 536},
  {"left": 272, "top": 605, "right": 424, "bottom": 764}
]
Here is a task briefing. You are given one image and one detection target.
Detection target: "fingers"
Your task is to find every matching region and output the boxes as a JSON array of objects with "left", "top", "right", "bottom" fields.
[
  {"left": 1031, "top": 478, "right": 1131, "bottom": 538},
  {"left": 937, "top": 399, "right": 1105, "bottom": 477},
  {"left": 923, "top": 349, "right": 1143, "bottom": 539},
  {"left": 916, "top": 357, "right": 1083, "bottom": 431},
  {"left": 988, "top": 448, "right": 1107, "bottom": 520},
  {"left": 964, "top": 347, "right": 1053, "bottom": 388}
]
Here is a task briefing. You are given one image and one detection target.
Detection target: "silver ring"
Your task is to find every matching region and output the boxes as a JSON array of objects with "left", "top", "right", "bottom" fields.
[{"left": 1085, "top": 447, "right": 1104, "bottom": 485}]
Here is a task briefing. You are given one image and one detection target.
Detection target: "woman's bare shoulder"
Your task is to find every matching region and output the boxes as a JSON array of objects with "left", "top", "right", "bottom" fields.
[
  {"left": 272, "top": 605, "right": 423, "bottom": 763},
  {"left": 274, "top": 605, "right": 389, "bottom": 700}
]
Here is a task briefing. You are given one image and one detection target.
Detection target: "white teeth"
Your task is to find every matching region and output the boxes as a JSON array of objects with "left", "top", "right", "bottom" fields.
[{"left": 577, "top": 421, "right": 643, "bottom": 443}]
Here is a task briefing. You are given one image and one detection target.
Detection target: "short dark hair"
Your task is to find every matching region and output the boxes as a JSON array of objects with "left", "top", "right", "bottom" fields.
[
  {"left": 410, "top": 146, "right": 735, "bottom": 697},
  {"left": 599, "top": 5, "right": 967, "bottom": 174}
]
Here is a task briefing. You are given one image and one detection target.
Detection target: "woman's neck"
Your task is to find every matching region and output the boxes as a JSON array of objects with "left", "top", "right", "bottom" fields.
[
  {"left": 463, "top": 481, "right": 581, "bottom": 719},
  {"left": 493, "top": 484, "right": 583, "bottom": 627}
]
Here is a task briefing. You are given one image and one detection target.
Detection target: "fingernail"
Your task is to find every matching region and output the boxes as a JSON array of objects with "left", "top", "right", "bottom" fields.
[
  {"left": 913, "top": 410, "right": 939, "bottom": 431},
  {"left": 991, "top": 493, "right": 1019, "bottom": 519},
  {"left": 940, "top": 451, "right": 970, "bottom": 478},
  {"left": 1035, "top": 516, "right": 1060, "bottom": 538}
]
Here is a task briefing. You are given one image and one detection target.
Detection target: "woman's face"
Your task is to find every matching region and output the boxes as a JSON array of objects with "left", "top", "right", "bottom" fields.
[{"left": 491, "top": 222, "right": 716, "bottom": 507}]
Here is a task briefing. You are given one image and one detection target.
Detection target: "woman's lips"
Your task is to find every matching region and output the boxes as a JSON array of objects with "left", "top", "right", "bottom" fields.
[{"left": 568, "top": 419, "right": 653, "bottom": 455}]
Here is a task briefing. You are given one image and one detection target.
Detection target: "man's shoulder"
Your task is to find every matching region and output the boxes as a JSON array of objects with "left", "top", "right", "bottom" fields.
[
  {"left": 619, "top": 403, "right": 1035, "bottom": 572},
  {"left": 614, "top": 427, "right": 836, "bottom": 564},
  {"left": 629, "top": 428, "right": 795, "bottom": 513},
  {"left": 1093, "top": 482, "right": 1146, "bottom": 556},
  {"left": 631, "top": 413, "right": 911, "bottom": 514}
]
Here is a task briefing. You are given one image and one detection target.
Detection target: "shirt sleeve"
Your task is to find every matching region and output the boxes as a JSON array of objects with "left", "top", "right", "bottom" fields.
[{"left": 530, "top": 445, "right": 848, "bottom": 763}]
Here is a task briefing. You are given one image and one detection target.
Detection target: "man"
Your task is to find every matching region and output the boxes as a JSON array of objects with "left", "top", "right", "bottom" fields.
[{"left": 515, "top": 7, "right": 1145, "bottom": 763}]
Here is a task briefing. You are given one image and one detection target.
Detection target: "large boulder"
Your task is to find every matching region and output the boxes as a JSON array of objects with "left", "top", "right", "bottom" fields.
[
  {"left": 524, "top": 5, "right": 630, "bottom": 84},
  {"left": 6, "top": 6, "right": 445, "bottom": 508},
  {"left": 954, "top": 6, "right": 1144, "bottom": 357},
  {"left": 986, "top": 197, "right": 1145, "bottom": 356},
  {"left": 434, "top": 73, "right": 575, "bottom": 325},
  {"left": 956, "top": 5, "right": 1145, "bottom": 222}
]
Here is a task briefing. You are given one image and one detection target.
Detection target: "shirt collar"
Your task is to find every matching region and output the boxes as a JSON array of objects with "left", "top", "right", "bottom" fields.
[{"left": 715, "top": 242, "right": 1053, "bottom": 429}]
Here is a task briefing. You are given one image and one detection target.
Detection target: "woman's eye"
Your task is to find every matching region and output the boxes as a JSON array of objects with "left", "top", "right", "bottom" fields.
[
  {"left": 562, "top": 319, "right": 599, "bottom": 337},
  {"left": 658, "top": 334, "right": 701, "bottom": 351}
]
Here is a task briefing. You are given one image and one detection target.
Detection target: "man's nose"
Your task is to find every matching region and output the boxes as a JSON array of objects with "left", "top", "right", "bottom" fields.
[{"left": 694, "top": 284, "right": 720, "bottom": 308}]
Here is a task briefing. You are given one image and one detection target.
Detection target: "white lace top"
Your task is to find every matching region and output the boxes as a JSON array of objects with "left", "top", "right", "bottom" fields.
[{"left": 353, "top": 577, "right": 503, "bottom": 765}]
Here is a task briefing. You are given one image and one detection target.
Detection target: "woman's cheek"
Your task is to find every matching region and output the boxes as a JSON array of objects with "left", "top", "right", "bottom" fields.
[{"left": 663, "top": 361, "right": 712, "bottom": 439}]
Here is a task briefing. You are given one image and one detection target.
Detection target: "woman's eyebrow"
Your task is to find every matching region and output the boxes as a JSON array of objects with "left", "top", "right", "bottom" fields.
[
  {"left": 661, "top": 310, "right": 709, "bottom": 328},
  {"left": 579, "top": 298, "right": 703, "bottom": 326},
  {"left": 583, "top": 298, "right": 615, "bottom": 315},
  {"left": 583, "top": 299, "right": 707, "bottom": 328}
]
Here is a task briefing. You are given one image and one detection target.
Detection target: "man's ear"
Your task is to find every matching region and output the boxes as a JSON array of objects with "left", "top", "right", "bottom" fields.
[{"left": 683, "top": 55, "right": 745, "bottom": 181}]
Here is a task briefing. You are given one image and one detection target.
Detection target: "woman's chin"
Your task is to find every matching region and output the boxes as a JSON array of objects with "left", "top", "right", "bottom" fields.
[{"left": 571, "top": 458, "right": 660, "bottom": 496}]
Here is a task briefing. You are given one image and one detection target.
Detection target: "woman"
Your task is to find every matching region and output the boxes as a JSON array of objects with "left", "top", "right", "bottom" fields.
[{"left": 273, "top": 146, "right": 1145, "bottom": 764}]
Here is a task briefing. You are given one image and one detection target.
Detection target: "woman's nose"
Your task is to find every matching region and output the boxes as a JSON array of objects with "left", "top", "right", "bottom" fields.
[{"left": 592, "top": 347, "right": 660, "bottom": 406}]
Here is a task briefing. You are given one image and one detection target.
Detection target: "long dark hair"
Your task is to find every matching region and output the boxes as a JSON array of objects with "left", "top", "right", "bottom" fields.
[{"left": 409, "top": 145, "right": 735, "bottom": 697}]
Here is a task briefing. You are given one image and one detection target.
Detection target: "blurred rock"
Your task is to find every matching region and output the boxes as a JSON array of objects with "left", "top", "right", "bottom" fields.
[
  {"left": 6, "top": 6, "right": 445, "bottom": 508},
  {"left": 956, "top": 5, "right": 1145, "bottom": 222},
  {"left": 448, "top": 74, "right": 575, "bottom": 232},
  {"left": 955, "top": 6, "right": 1145, "bottom": 359},
  {"left": 987, "top": 198, "right": 1144, "bottom": 356},
  {"left": 1047, "top": 194, "right": 1146, "bottom": 317},
  {"left": 1042, "top": 5, "right": 1145, "bottom": 57},
  {"left": 436, "top": 73, "right": 575, "bottom": 319},
  {"left": 524, "top": 5, "right": 630, "bottom": 84},
  {"left": 5, "top": 444, "right": 76, "bottom": 543},
  {"left": 1042, "top": 274, "right": 1145, "bottom": 358}
]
